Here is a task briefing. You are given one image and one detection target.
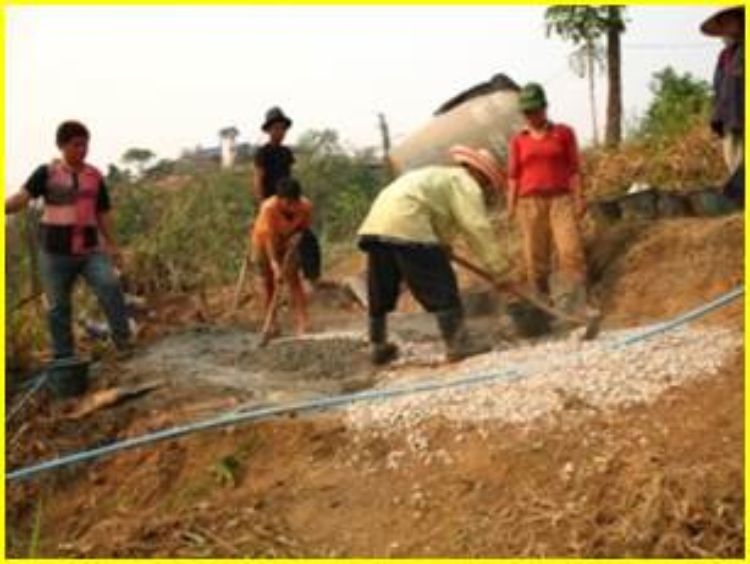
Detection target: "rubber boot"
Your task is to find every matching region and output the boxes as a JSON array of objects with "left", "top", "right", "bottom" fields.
[
  {"left": 532, "top": 277, "right": 551, "bottom": 300},
  {"left": 369, "top": 316, "right": 399, "bottom": 366},
  {"left": 555, "top": 279, "right": 588, "bottom": 318},
  {"left": 436, "top": 309, "right": 491, "bottom": 363}
]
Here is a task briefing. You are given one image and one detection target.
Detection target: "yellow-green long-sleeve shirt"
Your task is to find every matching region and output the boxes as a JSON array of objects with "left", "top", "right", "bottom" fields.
[{"left": 358, "top": 166, "right": 506, "bottom": 277}]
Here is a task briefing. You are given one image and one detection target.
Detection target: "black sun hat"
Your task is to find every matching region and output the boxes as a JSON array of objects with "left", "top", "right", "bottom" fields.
[
  {"left": 700, "top": 6, "right": 744, "bottom": 37},
  {"left": 261, "top": 106, "right": 293, "bottom": 132}
]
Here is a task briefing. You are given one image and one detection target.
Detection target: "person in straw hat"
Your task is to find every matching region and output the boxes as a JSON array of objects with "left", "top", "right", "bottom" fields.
[
  {"left": 357, "top": 145, "right": 507, "bottom": 365},
  {"left": 700, "top": 6, "right": 744, "bottom": 175},
  {"left": 507, "top": 82, "right": 588, "bottom": 317}
]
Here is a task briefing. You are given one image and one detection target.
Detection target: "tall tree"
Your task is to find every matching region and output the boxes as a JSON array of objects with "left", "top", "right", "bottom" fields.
[
  {"left": 121, "top": 148, "right": 155, "bottom": 176},
  {"left": 545, "top": 5, "right": 627, "bottom": 147},
  {"left": 603, "top": 6, "right": 626, "bottom": 147},
  {"left": 570, "top": 39, "right": 606, "bottom": 146}
]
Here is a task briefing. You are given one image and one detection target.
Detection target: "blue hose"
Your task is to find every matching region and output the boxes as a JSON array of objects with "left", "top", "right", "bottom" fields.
[
  {"left": 6, "top": 285, "right": 743, "bottom": 483},
  {"left": 614, "top": 285, "right": 743, "bottom": 348}
]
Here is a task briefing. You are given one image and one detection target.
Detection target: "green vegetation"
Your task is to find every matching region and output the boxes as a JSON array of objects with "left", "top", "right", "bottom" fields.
[
  {"left": 112, "top": 128, "right": 385, "bottom": 295},
  {"left": 27, "top": 498, "right": 43, "bottom": 558},
  {"left": 113, "top": 168, "right": 254, "bottom": 293},
  {"left": 636, "top": 66, "right": 712, "bottom": 140},
  {"left": 6, "top": 213, "right": 48, "bottom": 371},
  {"left": 581, "top": 65, "right": 722, "bottom": 197},
  {"left": 121, "top": 147, "right": 156, "bottom": 176}
]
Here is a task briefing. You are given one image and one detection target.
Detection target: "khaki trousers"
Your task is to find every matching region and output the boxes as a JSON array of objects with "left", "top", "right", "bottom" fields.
[{"left": 516, "top": 194, "right": 586, "bottom": 295}]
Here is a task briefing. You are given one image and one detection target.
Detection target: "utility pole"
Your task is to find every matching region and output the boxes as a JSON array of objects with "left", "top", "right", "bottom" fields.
[
  {"left": 378, "top": 112, "right": 396, "bottom": 180},
  {"left": 378, "top": 112, "right": 391, "bottom": 158}
]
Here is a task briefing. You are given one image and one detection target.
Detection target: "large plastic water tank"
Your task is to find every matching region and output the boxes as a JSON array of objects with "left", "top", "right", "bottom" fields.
[{"left": 388, "top": 73, "right": 524, "bottom": 175}]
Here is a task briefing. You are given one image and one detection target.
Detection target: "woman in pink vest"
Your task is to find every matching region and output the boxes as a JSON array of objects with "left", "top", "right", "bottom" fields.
[{"left": 6, "top": 121, "right": 133, "bottom": 360}]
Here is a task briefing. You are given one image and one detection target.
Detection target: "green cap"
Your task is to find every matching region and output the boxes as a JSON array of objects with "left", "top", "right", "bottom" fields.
[{"left": 518, "top": 83, "right": 548, "bottom": 112}]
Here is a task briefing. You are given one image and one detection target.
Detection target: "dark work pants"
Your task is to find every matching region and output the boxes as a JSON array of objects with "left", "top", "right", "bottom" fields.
[
  {"left": 39, "top": 251, "right": 131, "bottom": 359},
  {"left": 362, "top": 241, "right": 462, "bottom": 317}
]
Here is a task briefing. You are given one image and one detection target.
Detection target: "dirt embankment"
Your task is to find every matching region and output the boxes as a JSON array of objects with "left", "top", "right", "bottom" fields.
[
  {"left": 12, "top": 352, "right": 742, "bottom": 558},
  {"left": 588, "top": 214, "right": 744, "bottom": 325}
]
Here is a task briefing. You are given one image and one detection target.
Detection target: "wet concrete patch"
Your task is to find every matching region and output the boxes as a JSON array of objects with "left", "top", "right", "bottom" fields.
[
  {"left": 129, "top": 327, "right": 376, "bottom": 405},
  {"left": 235, "top": 336, "right": 371, "bottom": 382},
  {"left": 127, "top": 307, "right": 512, "bottom": 408}
]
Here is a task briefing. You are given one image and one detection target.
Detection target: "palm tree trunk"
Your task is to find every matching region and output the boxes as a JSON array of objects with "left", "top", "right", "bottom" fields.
[
  {"left": 587, "top": 46, "right": 599, "bottom": 147},
  {"left": 605, "top": 6, "right": 623, "bottom": 147}
]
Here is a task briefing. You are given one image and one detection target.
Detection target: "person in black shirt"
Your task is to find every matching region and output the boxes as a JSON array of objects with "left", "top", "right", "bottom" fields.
[
  {"left": 5, "top": 120, "right": 133, "bottom": 361},
  {"left": 249, "top": 107, "right": 322, "bottom": 284},
  {"left": 253, "top": 107, "right": 295, "bottom": 202}
]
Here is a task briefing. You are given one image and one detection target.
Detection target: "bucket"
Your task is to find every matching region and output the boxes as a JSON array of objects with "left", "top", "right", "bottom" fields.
[
  {"left": 506, "top": 301, "right": 551, "bottom": 338},
  {"left": 46, "top": 357, "right": 90, "bottom": 398},
  {"left": 617, "top": 189, "right": 658, "bottom": 221},
  {"left": 656, "top": 190, "right": 691, "bottom": 218},
  {"left": 687, "top": 188, "right": 738, "bottom": 216},
  {"left": 389, "top": 74, "right": 524, "bottom": 174}
]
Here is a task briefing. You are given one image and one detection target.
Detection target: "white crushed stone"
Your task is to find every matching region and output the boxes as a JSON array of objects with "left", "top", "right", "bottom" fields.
[{"left": 343, "top": 325, "right": 741, "bottom": 434}]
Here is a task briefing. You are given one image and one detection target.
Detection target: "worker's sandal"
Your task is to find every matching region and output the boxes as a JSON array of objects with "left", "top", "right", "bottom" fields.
[{"left": 554, "top": 280, "right": 588, "bottom": 317}]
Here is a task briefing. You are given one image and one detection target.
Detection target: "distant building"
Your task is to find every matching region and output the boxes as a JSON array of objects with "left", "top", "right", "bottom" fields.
[{"left": 219, "top": 126, "right": 240, "bottom": 169}]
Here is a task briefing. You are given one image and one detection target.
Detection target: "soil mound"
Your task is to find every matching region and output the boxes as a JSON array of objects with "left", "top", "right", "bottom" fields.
[{"left": 589, "top": 214, "right": 743, "bottom": 325}]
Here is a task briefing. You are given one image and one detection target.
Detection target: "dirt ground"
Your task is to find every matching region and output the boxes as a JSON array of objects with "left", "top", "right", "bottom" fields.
[{"left": 5, "top": 214, "right": 745, "bottom": 558}]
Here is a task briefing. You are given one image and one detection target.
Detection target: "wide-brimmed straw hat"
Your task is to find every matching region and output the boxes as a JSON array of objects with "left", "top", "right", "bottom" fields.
[
  {"left": 700, "top": 6, "right": 743, "bottom": 37},
  {"left": 449, "top": 145, "right": 505, "bottom": 191}
]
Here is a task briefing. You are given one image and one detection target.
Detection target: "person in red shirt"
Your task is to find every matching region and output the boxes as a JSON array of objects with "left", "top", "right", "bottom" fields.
[
  {"left": 251, "top": 177, "right": 312, "bottom": 336},
  {"left": 507, "top": 82, "right": 588, "bottom": 314}
]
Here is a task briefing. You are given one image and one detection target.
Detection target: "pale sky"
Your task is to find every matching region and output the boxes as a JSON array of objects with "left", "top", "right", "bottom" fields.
[{"left": 6, "top": 5, "right": 722, "bottom": 190}]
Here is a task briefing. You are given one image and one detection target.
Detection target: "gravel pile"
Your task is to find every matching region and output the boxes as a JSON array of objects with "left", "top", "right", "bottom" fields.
[{"left": 343, "top": 325, "right": 741, "bottom": 433}]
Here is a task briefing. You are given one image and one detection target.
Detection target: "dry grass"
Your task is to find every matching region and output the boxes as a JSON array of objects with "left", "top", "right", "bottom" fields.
[{"left": 582, "top": 122, "right": 725, "bottom": 199}]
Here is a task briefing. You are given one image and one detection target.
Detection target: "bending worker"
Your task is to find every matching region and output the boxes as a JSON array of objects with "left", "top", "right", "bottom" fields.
[
  {"left": 252, "top": 177, "right": 313, "bottom": 337},
  {"left": 357, "top": 146, "right": 507, "bottom": 366}
]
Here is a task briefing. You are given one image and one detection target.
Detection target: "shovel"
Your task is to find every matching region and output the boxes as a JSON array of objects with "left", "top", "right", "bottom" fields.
[
  {"left": 450, "top": 252, "right": 601, "bottom": 340},
  {"left": 259, "top": 236, "right": 302, "bottom": 347},
  {"left": 233, "top": 222, "right": 257, "bottom": 312}
]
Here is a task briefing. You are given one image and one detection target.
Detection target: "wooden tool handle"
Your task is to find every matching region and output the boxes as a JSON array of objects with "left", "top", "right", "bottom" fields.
[
  {"left": 259, "top": 236, "right": 302, "bottom": 345},
  {"left": 449, "top": 251, "right": 586, "bottom": 325}
]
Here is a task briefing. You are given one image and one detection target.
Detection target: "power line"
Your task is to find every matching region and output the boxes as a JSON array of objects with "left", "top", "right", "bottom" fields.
[{"left": 623, "top": 42, "right": 714, "bottom": 50}]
